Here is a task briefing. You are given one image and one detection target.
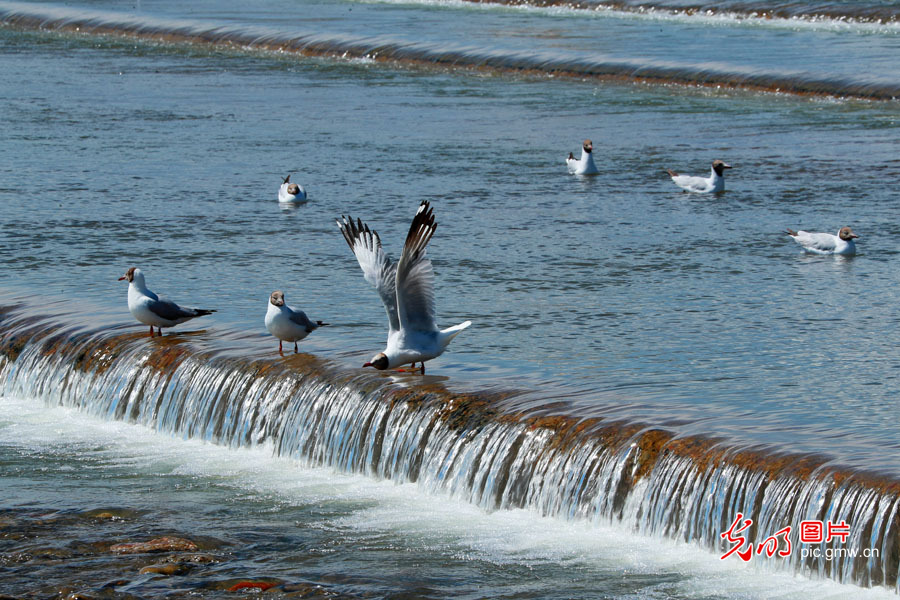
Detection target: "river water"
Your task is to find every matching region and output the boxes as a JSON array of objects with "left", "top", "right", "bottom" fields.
[{"left": 1, "top": 0, "right": 899, "bottom": 596}]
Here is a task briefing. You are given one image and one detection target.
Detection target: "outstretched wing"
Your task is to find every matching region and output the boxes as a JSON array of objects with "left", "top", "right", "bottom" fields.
[
  {"left": 337, "top": 215, "right": 400, "bottom": 334},
  {"left": 395, "top": 201, "right": 438, "bottom": 334}
]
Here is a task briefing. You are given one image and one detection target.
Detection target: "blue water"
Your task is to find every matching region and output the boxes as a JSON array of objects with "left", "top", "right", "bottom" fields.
[{"left": 1, "top": 0, "right": 899, "bottom": 595}]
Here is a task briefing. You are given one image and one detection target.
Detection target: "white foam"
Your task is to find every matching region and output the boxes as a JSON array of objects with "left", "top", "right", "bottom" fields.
[
  {"left": 357, "top": 0, "right": 900, "bottom": 34},
  {"left": 0, "top": 394, "right": 896, "bottom": 599}
]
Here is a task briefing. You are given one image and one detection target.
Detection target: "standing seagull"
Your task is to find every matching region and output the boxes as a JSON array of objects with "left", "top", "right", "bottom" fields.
[
  {"left": 118, "top": 267, "right": 215, "bottom": 337},
  {"left": 265, "top": 290, "right": 327, "bottom": 353},
  {"left": 336, "top": 201, "right": 471, "bottom": 374},
  {"left": 566, "top": 139, "right": 600, "bottom": 176},
  {"left": 667, "top": 159, "right": 732, "bottom": 193},
  {"left": 278, "top": 174, "right": 307, "bottom": 203},
  {"left": 785, "top": 226, "right": 859, "bottom": 255}
]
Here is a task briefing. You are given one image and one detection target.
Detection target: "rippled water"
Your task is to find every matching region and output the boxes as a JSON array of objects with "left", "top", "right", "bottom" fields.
[{"left": 1, "top": 0, "right": 899, "bottom": 595}]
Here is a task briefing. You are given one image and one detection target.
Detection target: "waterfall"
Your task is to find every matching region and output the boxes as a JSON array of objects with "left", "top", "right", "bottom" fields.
[{"left": 1, "top": 302, "right": 898, "bottom": 593}]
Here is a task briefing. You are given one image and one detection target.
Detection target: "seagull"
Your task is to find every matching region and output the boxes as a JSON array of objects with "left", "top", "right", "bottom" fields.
[
  {"left": 566, "top": 139, "right": 599, "bottom": 176},
  {"left": 336, "top": 201, "right": 471, "bottom": 374},
  {"left": 785, "top": 226, "right": 859, "bottom": 255},
  {"left": 667, "top": 160, "right": 732, "bottom": 193},
  {"left": 118, "top": 267, "right": 215, "bottom": 337},
  {"left": 278, "top": 174, "right": 307, "bottom": 203},
  {"left": 265, "top": 290, "right": 327, "bottom": 353}
]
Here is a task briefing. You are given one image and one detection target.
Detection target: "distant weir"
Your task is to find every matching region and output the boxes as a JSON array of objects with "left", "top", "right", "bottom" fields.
[
  {"left": 0, "top": 1, "right": 897, "bottom": 100},
  {"left": 1, "top": 302, "right": 899, "bottom": 593},
  {"left": 458, "top": 0, "right": 900, "bottom": 26}
]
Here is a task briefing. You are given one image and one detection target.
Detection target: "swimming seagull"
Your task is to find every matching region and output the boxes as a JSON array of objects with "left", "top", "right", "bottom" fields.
[
  {"left": 278, "top": 174, "right": 307, "bottom": 203},
  {"left": 667, "top": 160, "right": 732, "bottom": 193},
  {"left": 118, "top": 267, "right": 215, "bottom": 337},
  {"left": 336, "top": 201, "right": 471, "bottom": 374},
  {"left": 265, "top": 290, "right": 327, "bottom": 353},
  {"left": 785, "top": 226, "right": 859, "bottom": 255},
  {"left": 566, "top": 139, "right": 600, "bottom": 176}
]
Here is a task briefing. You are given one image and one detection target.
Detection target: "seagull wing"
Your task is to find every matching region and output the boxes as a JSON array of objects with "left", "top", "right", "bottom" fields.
[
  {"left": 287, "top": 307, "right": 316, "bottom": 333},
  {"left": 795, "top": 231, "right": 838, "bottom": 253},
  {"left": 147, "top": 297, "right": 205, "bottom": 321},
  {"left": 337, "top": 215, "right": 400, "bottom": 334},
  {"left": 395, "top": 201, "right": 438, "bottom": 334}
]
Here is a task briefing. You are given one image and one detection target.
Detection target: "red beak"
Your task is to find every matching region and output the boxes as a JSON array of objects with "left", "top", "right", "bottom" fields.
[
  {"left": 118, "top": 276, "right": 126, "bottom": 281},
  {"left": 363, "top": 362, "right": 373, "bottom": 368}
]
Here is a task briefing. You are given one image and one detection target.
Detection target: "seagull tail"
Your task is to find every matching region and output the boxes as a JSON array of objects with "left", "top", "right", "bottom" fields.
[
  {"left": 440, "top": 320, "right": 472, "bottom": 347},
  {"left": 195, "top": 309, "right": 216, "bottom": 316}
]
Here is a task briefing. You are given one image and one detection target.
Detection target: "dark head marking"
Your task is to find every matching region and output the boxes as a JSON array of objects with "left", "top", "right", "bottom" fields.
[
  {"left": 583, "top": 139, "right": 593, "bottom": 153},
  {"left": 838, "top": 227, "right": 859, "bottom": 241},
  {"left": 363, "top": 353, "right": 389, "bottom": 370},
  {"left": 270, "top": 290, "right": 285, "bottom": 307},
  {"left": 287, "top": 183, "right": 301, "bottom": 195},
  {"left": 118, "top": 266, "right": 137, "bottom": 282},
  {"left": 712, "top": 160, "right": 732, "bottom": 176}
]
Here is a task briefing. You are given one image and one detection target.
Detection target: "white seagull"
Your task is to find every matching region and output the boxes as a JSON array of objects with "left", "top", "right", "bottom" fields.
[
  {"left": 278, "top": 174, "right": 307, "bottom": 203},
  {"left": 667, "top": 160, "right": 732, "bottom": 193},
  {"left": 785, "top": 226, "right": 859, "bottom": 255},
  {"left": 336, "top": 201, "right": 471, "bottom": 374},
  {"left": 566, "top": 139, "right": 600, "bottom": 176},
  {"left": 118, "top": 267, "right": 215, "bottom": 337},
  {"left": 265, "top": 290, "right": 327, "bottom": 353}
]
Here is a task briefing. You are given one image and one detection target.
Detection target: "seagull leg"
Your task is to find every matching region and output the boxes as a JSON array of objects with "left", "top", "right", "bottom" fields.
[
  {"left": 278, "top": 340, "right": 283, "bottom": 354},
  {"left": 294, "top": 342, "right": 299, "bottom": 353},
  {"left": 149, "top": 326, "right": 154, "bottom": 337},
  {"left": 420, "top": 363, "right": 425, "bottom": 375}
]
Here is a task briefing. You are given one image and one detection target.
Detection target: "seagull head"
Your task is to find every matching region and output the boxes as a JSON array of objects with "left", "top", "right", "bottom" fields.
[
  {"left": 363, "top": 353, "right": 389, "bottom": 370},
  {"left": 838, "top": 226, "right": 859, "bottom": 241},
  {"left": 712, "top": 160, "right": 732, "bottom": 176},
  {"left": 270, "top": 290, "right": 285, "bottom": 307},
  {"left": 287, "top": 183, "right": 301, "bottom": 196},
  {"left": 582, "top": 139, "right": 593, "bottom": 153},
  {"left": 118, "top": 266, "right": 140, "bottom": 283}
]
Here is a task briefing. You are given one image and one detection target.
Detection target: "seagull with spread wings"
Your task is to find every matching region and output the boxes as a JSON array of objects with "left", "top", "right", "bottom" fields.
[{"left": 337, "top": 201, "right": 471, "bottom": 374}]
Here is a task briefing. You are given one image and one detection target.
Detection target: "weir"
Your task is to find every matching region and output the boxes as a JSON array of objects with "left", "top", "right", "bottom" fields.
[
  {"left": 0, "top": 1, "right": 898, "bottom": 100},
  {"left": 1, "top": 302, "right": 898, "bottom": 592},
  {"left": 460, "top": 0, "right": 900, "bottom": 26}
]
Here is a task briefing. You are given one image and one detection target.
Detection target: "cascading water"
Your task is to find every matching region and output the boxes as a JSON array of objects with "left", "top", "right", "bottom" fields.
[{"left": 1, "top": 302, "right": 898, "bottom": 593}]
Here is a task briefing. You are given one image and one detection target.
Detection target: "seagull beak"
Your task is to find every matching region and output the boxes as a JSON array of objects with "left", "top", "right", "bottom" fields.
[
  {"left": 723, "top": 163, "right": 733, "bottom": 169},
  {"left": 851, "top": 233, "right": 860, "bottom": 239},
  {"left": 118, "top": 276, "right": 126, "bottom": 281},
  {"left": 363, "top": 362, "right": 374, "bottom": 368}
]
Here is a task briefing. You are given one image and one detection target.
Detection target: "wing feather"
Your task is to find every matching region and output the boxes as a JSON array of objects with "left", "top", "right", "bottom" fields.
[
  {"left": 337, "top": 215, "right": 400, "bottom": 334},
  {"left": 395, "top": 201, "right": 438, "bottom": 333},
  {"left": 147, "top": 298, "right": 202, "bottom": 321}
]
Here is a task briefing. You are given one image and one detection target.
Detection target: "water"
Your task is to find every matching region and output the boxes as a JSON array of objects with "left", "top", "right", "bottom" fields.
[{"left": 1, "top": 0, "right": 899, "bottom": 596}]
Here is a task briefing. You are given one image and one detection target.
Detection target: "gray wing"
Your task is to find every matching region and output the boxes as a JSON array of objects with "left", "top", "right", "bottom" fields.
[
  {"left": 288, "top": 307, "right": 317, "bottom": 333},
  {"left": 795, "top": 231, "right": 838, "bottom": 252},
  {"left": 337, "top": 215, "right": 400, "bottom": 334},
  {"left": 395, "top": 201, "right": 437, "bottom": 333},
  {"left": 147, "top": 297, "right": 205, "bottom": 321}
]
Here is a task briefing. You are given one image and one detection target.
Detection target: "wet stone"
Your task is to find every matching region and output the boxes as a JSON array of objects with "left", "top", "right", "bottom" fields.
[
  {"left": 139, "top": 562, "right": 192, "bottom": 576},
  {"left": 110, "top": 536, "right": 199, "bottom": 554}
]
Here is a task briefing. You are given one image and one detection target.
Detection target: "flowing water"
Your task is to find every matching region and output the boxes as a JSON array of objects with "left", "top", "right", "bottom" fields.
[{"left": 1, "top": 0, "right": 899, "bottom": 596}]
